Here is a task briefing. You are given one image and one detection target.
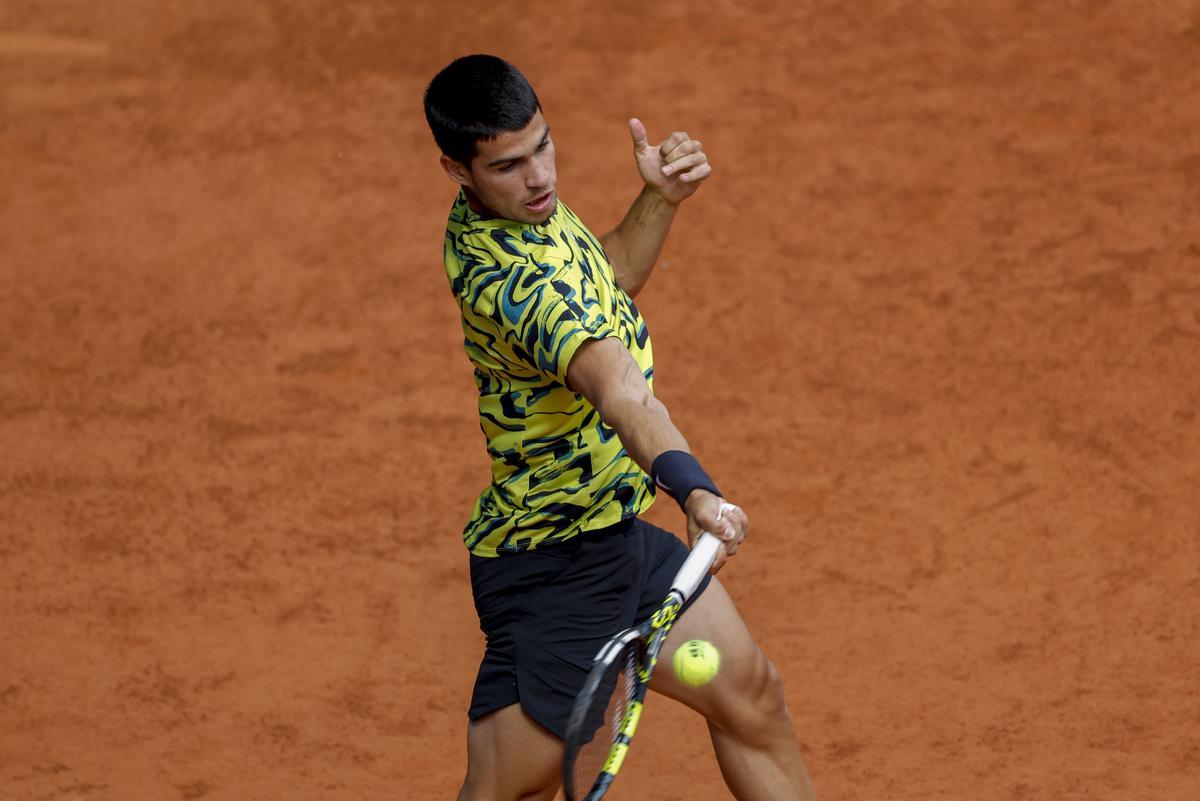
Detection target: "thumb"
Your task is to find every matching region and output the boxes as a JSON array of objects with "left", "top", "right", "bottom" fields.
[{"left": 628, "top": 117, "right": 650, "bottom": 153}]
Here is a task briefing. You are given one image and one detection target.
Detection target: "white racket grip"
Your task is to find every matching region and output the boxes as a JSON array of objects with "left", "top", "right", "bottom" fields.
[{"left": 671, "top": 531, "right": 722, "bottom": 601}]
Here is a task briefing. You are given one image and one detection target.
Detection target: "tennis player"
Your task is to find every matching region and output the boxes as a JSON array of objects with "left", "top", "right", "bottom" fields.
[{"left": 425, "top": 54, "right": 816, "bottom": 801}]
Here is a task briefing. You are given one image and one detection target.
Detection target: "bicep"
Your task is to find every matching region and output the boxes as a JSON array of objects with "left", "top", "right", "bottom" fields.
[{"left": 566, "top": 336, "right": 652, "bottom": 414}]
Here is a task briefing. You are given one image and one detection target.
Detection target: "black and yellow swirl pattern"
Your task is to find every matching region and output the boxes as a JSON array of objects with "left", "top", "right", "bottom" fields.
[{"left": 443, "top": 191, "right": 655, "bottom": 556}]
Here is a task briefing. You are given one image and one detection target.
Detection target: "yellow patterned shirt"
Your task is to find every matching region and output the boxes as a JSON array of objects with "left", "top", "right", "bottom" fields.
[{"left": 443, "top": 190, "right": 656, "bottom": 556}]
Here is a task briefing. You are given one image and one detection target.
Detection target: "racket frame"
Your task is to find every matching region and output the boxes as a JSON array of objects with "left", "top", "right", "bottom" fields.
[{"left": 562, "top": 531, "right": 721, "bottom": 801}]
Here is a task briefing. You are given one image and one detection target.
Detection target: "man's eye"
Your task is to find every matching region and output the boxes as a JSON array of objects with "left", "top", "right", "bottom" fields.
[
  {"left": 499, "top": 162, "right": 517, "bottom": 172},
  {"left": 537, "top": 140, "right": 549, "bottom": 151}
]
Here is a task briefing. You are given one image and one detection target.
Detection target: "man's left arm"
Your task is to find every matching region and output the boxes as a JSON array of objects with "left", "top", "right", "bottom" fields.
[{"left": 599, "top": 118, "right": 712, "bottom": 298}]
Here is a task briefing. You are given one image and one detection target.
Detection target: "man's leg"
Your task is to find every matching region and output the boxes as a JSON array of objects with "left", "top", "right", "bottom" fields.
[
  {"left": 650, "top": 577, "right": 817, "bottom": 801},
  {"left": 456, "top": 703, "right": 562, "bottom": 801}
]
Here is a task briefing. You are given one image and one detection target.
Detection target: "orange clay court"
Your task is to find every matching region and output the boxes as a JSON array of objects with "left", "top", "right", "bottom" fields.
[{"left": 2, "top": 2, "right": 1198, "bottom": 800}]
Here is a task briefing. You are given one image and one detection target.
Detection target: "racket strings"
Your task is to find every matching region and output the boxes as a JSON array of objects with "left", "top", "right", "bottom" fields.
[{"left": 566, "top": 648, "right": 638, "bottom": 801}]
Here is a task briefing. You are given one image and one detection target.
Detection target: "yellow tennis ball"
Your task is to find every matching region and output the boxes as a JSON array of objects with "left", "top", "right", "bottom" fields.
[{"left": 672, "top": 639, "right": 720, "bottom": 688}]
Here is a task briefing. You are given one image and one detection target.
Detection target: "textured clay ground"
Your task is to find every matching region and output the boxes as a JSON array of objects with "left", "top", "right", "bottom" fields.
[{"left": 3, "top": 2, "right": 1199, "bottom": 800}]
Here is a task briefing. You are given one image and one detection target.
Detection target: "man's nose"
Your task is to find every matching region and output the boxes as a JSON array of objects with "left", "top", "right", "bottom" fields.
[{"left": 526, "top": 158, "right": 549, "bottom": 187}]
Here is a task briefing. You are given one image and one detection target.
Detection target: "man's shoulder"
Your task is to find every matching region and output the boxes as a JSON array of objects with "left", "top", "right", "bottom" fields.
[{"left": 554, "top": 201, "right": 604, "bottom": 247}]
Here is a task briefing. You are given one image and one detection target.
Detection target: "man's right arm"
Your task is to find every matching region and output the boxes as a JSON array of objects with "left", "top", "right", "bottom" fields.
[{"left": 566, "top": 336, "right": 748, "bottom": 567}]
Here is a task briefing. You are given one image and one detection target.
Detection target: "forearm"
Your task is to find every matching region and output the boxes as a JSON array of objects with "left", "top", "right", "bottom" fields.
[
  {"left": 595, "top": 392, "right": 689, "bottom": 474},
  {"left": 599, "top": 186, "right": 678, "bottom": 298},
  {"left": 598, "top": 392, "right": 725, "bottom": 520},
  {"left": 568, "top": 337, "right": 726, "bottom": 530}
]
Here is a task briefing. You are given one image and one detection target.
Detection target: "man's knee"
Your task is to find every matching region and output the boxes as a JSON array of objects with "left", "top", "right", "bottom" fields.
[{"left": 711, "top": 651, "right": 795, "bottom": 746}]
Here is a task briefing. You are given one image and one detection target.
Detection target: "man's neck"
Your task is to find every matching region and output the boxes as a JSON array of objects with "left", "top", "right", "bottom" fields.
[{"left": 463, "top": 188, "right": 496, "bottom": 219}]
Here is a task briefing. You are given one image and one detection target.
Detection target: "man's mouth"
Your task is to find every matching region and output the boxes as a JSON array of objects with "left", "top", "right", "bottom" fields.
[{"left": 525, "top": 190, "right": 554, "bottom": 212}]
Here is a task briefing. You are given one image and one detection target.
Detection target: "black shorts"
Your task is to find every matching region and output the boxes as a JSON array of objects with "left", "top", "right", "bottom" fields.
[{"left": 467, "top": 517, "right": 712, "bottom": 740}]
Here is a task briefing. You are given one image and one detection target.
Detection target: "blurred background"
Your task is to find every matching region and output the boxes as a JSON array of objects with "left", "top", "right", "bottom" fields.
[{"left": 2, "top": 2, "right": 1198, "bottom": 799}]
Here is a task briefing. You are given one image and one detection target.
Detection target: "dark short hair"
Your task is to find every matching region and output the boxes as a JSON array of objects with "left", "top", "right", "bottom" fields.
[{"left": 423, "top": 54, "right": 541, "bottom": 166}]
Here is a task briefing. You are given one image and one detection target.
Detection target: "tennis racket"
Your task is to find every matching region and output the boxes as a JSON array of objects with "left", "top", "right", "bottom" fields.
[{"left": 561, "top": 529, "right": 723, "bottom": 801}]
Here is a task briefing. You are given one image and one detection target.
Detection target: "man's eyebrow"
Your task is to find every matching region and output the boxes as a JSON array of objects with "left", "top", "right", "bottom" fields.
[{"left": 486, "top": 125, "right": 551, "bottom": 168}]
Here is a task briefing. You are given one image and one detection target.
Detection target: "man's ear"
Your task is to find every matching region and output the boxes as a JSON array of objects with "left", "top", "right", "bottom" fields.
[{"left": 440, "top": 154, "right": 473, "bottom": 187}]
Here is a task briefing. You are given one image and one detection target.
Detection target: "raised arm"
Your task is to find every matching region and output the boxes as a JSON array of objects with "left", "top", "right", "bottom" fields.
[
  {"left": 600, "top": 118, "right": 712, "bottom": 298},
  {"left": 567, "top": 336, "right": 747, "bottom": 569}
]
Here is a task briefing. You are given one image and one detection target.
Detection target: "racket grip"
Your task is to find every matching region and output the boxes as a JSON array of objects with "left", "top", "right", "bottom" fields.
[{"left": 671, "top": 531, "right": 722, "bottom": 601}]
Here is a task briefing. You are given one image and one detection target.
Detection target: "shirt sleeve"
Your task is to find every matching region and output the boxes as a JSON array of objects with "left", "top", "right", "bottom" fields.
[{"left": 498, "top": 271, "right": 613, "bottom": 385}]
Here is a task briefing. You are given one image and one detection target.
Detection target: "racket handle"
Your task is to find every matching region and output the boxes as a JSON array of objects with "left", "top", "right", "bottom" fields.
[{"left": 671, "top": 531, "right": 722, "bottom": 601}]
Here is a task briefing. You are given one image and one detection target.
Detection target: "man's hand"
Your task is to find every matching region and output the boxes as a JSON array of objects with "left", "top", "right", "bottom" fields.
[
  {"left": 629, "top": 118, "right": 712, "bottom": 206},
  {"left": 684, "top": 489, "right": 749, "bottom": 573}
]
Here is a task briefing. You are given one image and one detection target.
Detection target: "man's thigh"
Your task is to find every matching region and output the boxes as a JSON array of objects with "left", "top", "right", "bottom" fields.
[{"left": 459, "top": 704, "right": 563, "bottom": 801}]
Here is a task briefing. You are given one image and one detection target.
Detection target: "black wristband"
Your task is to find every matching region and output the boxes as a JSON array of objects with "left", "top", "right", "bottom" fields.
[{"left": 650, "top": 450, "right": 722, "bottom": 511}]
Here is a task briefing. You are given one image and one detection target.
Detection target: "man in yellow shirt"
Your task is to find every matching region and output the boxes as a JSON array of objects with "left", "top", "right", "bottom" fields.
[{"left": 426, "top": 54, "right": 816, "bottom": 801}]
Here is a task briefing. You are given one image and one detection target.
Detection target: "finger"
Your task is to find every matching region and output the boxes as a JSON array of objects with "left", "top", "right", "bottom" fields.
[
  {"left": 693, "top": 516, "right": 731, "bottom": 544},
  {"left": 701, "top": 519, "right": 735, "bottom": 542},
  {"left": 718, "top": 503, "right": 748, "bottom": 548},
  {"left": 714, "top": 512, "right": 738, "bottom": 542},
  {"left": 662, "top": 139, "right": 703, "bottom": 164},
  {"left": 733, "top": 507, "right": 749, "bottom": 539},
  {"left": 662, "top": 152, "right": 707, "bottom": 177},
  {"left": 710, "top": 541, "right": 732, "bottom": 574},
  {"left": 720, "top": 503, "right": 748, "bottom": 536},
  {"left": 722, "top": 538, "right": 737, "bottom": 562},
  {"left": 658, "top": 131, "right": 689, "bottom": 157},
  {"left": 678, "top": 162, "right": 713, "bottom": 184},
  {"left": 628, "top": 117, "right": 650, "bottom": 153}
]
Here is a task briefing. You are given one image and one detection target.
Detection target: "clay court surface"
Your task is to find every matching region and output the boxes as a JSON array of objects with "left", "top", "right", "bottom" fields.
[{"left": 3, "top": 2, "right": 1199, "bottom": 799}]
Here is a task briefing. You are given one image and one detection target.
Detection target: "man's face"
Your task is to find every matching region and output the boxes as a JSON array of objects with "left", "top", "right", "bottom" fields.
[{"left": 442, "top": 109, "right": 557, "bottom": 224}]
